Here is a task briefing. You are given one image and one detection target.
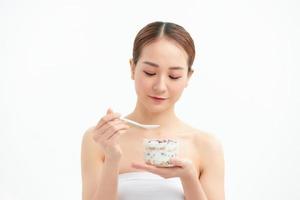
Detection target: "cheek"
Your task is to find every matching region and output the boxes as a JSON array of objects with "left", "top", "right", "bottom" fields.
[
  {"left": 134, "top": 74, "right": 151, "bottom": 93},
  {"left": 169, "top": 81, "right": 187, "bottom": 99},
  {"left": 173, "top": 85, "right": 184, "bottom": 93},
  {"left": 171, "top": 80, "right": 187, "bottom": 92}
]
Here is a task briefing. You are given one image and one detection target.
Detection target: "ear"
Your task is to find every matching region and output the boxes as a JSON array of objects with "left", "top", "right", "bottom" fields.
[
  {"left": 129, "top": 59, "right": 136, "bottom": 80},
  {"left": 185, "top": 69, "right": 194, "bottom": 88}
]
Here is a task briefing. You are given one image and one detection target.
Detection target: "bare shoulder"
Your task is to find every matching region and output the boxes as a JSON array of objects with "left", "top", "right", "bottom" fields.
[
  {"left": 184, "top": 128, "right": 224, "bottom": 174},
  {"left": 81, "top": 126, "right": 96, "bottom": 148},
  {"left": 82, "top": 126, "right": 97, "bottom": 142},
  {"left": 192, "top": 129, "right": 223, "bottom": 153},
  {"left": 182, "top": 125, "right": 224, "bottom": 160},
  {"left": 189, "top": 128, "right": 224, "bottom": 171},
  {"left": 81, "top": 126, "right": 104, "bottom": 162}
]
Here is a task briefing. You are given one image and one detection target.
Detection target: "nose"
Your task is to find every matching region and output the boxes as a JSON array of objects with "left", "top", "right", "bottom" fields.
[{"left": 152, "top": 76, "right": 167, "bottom": 93}]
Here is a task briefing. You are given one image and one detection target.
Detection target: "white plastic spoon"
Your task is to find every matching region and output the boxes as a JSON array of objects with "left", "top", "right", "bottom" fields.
[{"left": 121, "top": 117, "right": 160, "bottom": 129}]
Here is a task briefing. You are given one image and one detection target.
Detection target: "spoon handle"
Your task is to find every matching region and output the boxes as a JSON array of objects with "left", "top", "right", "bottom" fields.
[{"left": 120, "top": 117, "right": 160, "bottom": 129}]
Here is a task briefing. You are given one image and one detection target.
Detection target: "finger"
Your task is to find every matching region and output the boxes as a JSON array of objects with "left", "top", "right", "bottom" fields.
[
  {"left": 99, "top": 119, "right": 124, "bottom": 135},
  {"left": 96, "top": 121, "right": 129, "bottom": 141},
  {"left": 170, "top": 158, "right": 187, "bottom": 167},
  {"left": 106, "top": 124, "right": 130, "bottom": 140},
  {"left": 95, "top": 107, "right": 118, "bottom": 129},
  {"left": 131, "top": 162, "right": 157, "bottom": 171},
  {"left": 107, "top": 108, "right": 113, "bottom": 114},
  {"left": 108, "top": 129, "right": 130, "bottom": 144},
  {"left": 94, "top": 127, "right": 127, "bottom": 145},
  {"left": 94, "top": 119, "right": 127, "bottom": 142},
  {"left": 131, "top": 163, "right": 177, "bottom": 178},
  {"left": 96, "top": 112, "right": 121, "bottom": 129}
]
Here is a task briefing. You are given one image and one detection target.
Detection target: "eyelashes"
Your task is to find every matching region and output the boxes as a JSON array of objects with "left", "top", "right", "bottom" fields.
[
  {"left": 143, "top": 71, "right": 182, "bottom": 80},
  {"left": 144, "top": 71, "right": 155, "bottom": 76}
]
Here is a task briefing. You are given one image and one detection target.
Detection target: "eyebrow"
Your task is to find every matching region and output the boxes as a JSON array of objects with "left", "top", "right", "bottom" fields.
[{"left": 143, "top": 61, "right": 184, "bottom": 70}]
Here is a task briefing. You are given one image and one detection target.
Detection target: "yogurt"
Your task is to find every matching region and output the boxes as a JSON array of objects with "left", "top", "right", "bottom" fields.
[{"left": 143, "top": 139, "right": 179, "bottom": 167}]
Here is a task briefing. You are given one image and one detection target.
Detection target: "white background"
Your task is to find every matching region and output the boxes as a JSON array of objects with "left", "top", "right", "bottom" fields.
[{"left": 1, "top": 0, "right": 299, "bottom": 199}]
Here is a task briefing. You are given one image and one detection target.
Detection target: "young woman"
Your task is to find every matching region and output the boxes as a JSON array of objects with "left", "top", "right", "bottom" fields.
[{"left": 81, "top": 21, "right": 225, "bottom": 200}]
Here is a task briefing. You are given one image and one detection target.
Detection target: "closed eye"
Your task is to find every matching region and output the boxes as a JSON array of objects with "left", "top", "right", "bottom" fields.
[
  {"left": 144, "top": 71, "right": 156, "bottom": 76},
  {"left": 169, "top": 76, "right": 181, "bottom": 80},
  {"left": 144, "top": 71, "right": 181, "bottom": 80}
]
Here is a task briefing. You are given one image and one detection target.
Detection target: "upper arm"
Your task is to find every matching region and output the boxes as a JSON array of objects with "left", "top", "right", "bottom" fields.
[
  {"left": 81, "top": 127, "right": 104, "bottom": 200},
  {"left": 198, "top": 134, "right": 225, "bottom": 200}
]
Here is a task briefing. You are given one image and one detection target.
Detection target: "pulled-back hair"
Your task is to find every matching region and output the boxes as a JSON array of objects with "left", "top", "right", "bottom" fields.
[{"left": 132, "top": 21, "right": 195, "bottom": 72}]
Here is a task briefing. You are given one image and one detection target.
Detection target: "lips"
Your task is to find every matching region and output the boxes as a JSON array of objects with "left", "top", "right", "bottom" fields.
[
  {"left": 148, "top": 96, "right": 168, "bottom": 103},
  {"left": 149, "top": 96, "right": 167, "bottom": 100}
]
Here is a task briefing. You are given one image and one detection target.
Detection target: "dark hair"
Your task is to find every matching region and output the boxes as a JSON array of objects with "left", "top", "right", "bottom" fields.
[{"left": 132, "top": 21, "right": 195, "bottom": 72}]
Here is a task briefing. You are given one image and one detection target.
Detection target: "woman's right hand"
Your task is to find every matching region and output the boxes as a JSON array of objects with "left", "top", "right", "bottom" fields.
[{"left": 92, "top": 108, "right": 130, "bottom": 162}]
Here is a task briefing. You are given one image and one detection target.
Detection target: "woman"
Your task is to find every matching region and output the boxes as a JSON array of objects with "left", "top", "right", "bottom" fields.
[{"left": 81, "top": 21, "right": 225, "bottom": 200}]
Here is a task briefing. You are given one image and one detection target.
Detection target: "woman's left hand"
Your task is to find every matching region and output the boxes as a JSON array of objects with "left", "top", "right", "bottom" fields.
[{"left": 131, "top": 158, "right": 198, "bottom": 180}]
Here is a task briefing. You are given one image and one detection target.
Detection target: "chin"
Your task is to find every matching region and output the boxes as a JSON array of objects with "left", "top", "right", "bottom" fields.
[
  {"left": 143, "top": 100, "right": 174, "bottom": 114},
  {"left": 147, "top": 106, "right": 168, "bottom": 114}
]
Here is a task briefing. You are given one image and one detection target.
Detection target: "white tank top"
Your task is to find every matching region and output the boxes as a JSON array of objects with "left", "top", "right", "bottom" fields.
[{"left": 118, "top": 171, "right": 184, "bottom": 200}]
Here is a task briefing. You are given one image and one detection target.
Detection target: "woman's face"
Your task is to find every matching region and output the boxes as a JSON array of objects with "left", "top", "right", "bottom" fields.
[{"left": 130, "top": 37, "right": 193, "bottom": 113}]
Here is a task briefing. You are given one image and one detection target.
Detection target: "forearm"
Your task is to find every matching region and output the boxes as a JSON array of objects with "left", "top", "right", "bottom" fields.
[
  {"left": 181, "top": 175, "right": 208, "bottom": 200},
  {"left": 92, "top": 158, "right": 120, "bottom": 200}
]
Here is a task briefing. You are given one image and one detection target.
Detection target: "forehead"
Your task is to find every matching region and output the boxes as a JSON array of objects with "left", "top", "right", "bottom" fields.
[{"left": 138, "top": 37, "right": 189, "bottom": 69}]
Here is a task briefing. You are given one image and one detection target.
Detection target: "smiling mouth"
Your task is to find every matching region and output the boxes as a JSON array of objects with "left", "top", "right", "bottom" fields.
[{"left": 149, "top": 96, "right": 168, "bottom": 101}]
